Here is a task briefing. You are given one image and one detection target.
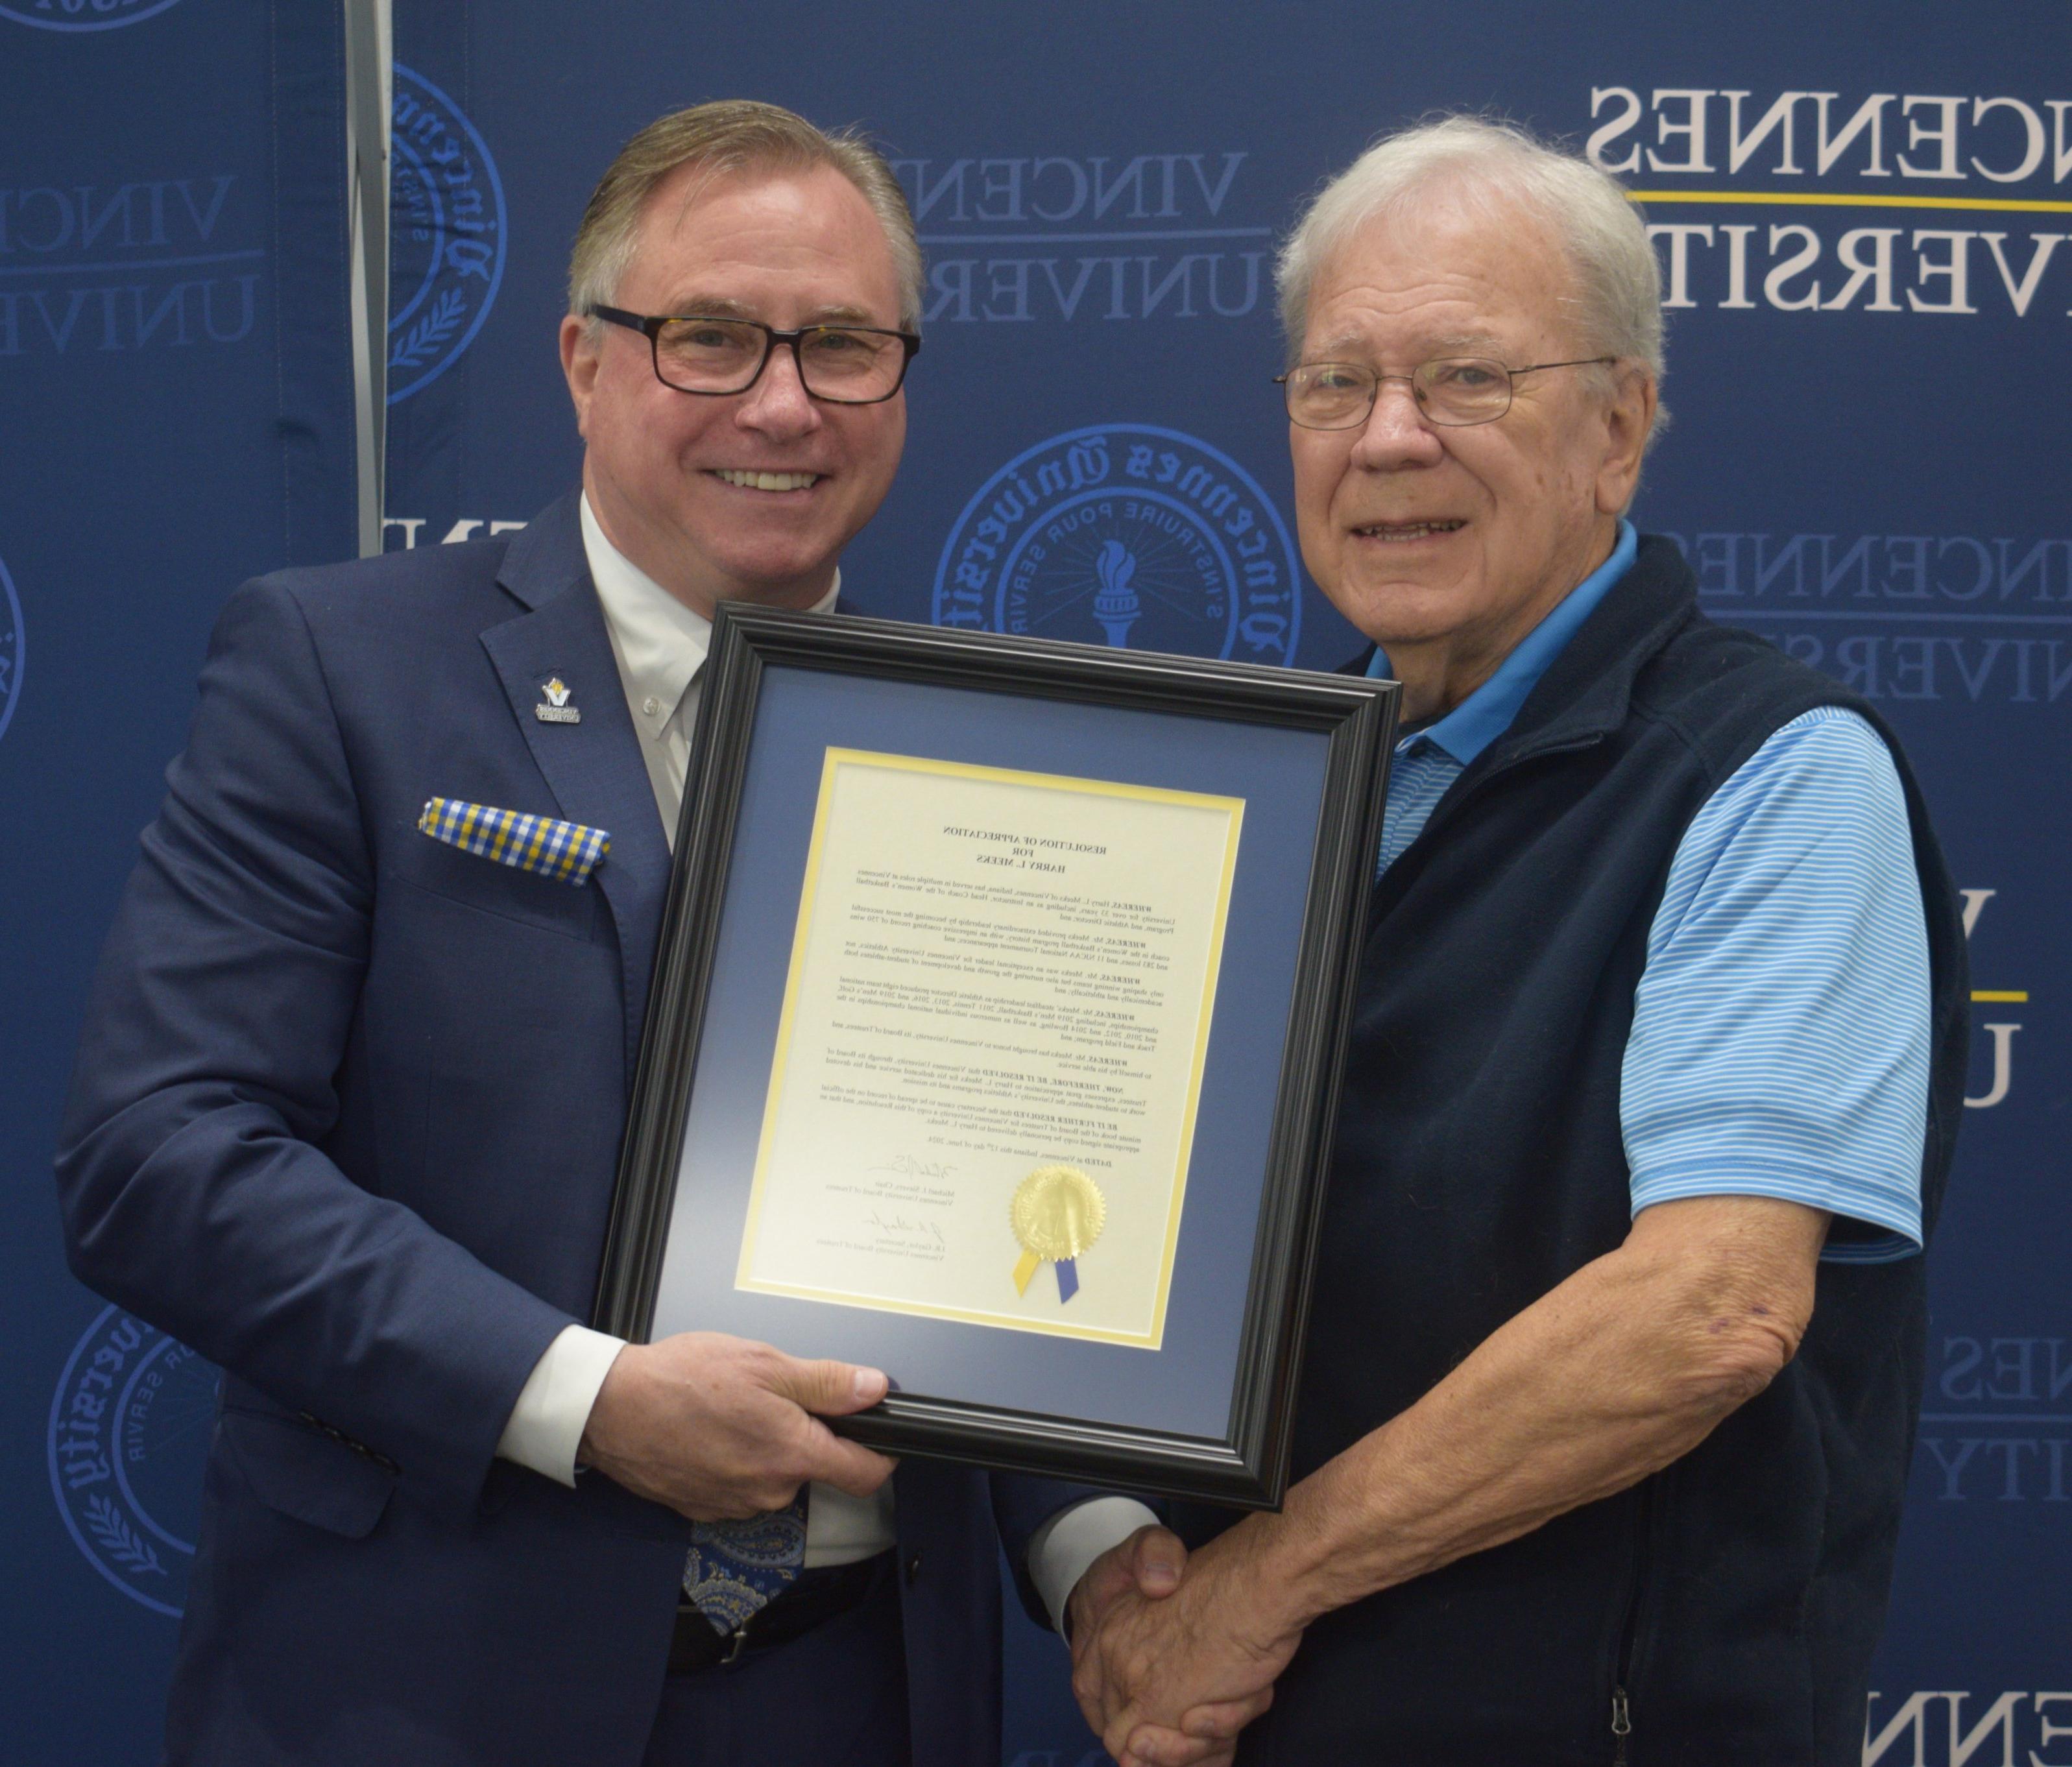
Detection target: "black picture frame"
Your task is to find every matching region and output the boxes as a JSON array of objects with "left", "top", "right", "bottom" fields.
[{"left": 594, "top": 605, "right": 1397, "bottom": 1508}]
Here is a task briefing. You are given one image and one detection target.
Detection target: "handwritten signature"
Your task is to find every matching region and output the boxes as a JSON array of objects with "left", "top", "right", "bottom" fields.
[
  {"left": 871, "top": 1153, "right": 959, "bottom": 1182},
  {"left": 866, "top": 1209, "right": 946, "bottom": 1247}
]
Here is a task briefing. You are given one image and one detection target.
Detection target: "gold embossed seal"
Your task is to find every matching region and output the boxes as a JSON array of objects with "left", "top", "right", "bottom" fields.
[{"left": 1010, "top": 1165, "right": 1105, "bottom": 1299}]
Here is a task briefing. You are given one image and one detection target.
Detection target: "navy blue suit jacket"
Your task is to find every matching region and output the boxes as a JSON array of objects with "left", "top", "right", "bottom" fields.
[{"left": 57, "top": 492, "right": 1079, "bottom": 1766}]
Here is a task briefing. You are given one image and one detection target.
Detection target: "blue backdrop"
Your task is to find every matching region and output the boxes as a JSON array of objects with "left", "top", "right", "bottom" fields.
[
  {"left": 2, "top": 3, "right": 357, "bottom": 1761},
  {"left": 8, "top": 2, "right": 2067, "bottom": 1762}
]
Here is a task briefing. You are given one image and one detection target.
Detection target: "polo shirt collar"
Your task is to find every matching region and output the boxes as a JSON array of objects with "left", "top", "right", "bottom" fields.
[{"left": 1368, "top": 518, "right": 1637, "bottom": 766}]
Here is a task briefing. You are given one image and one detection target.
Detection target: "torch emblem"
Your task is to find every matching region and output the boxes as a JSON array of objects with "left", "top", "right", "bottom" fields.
[{"left": 1092, "top": 540, "right": 1142, "bottom": 648}]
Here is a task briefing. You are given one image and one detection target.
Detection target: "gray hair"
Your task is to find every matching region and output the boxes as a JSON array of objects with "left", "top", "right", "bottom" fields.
[
  {"left": 1276, "top": 115, "right": 1664, "bottom": 391},
  {"left": 568, "top": 99, "right": 923, "bottom": 335}
]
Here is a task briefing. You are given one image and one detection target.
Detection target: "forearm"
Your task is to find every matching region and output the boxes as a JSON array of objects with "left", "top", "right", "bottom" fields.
[
  {"left": 62, "top": 1089, "right": 575, "bottom": 1512},
  {"left": 1247, "top": 1197, "right": 1824, "bottom": 1629}
]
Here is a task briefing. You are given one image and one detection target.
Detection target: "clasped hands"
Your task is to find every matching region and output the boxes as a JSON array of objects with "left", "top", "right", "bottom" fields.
[
  {"left": 573, "top": 1332, "right": 1299, "bottom": 1766},
  {"left": 1068, "top": 1522, "right": 1303, "bottom": 1767}
]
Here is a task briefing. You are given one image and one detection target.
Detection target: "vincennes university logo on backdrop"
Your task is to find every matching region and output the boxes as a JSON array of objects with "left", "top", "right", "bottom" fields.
[
  {"left": 1956, "top": 887, "right": 2025, "bottom": 1112},
  {"left": 1858, "top": 1692, "right": 2072, "bottom": 1766},
  {"left": 1590, "top": 90, "right": 2072, "bottom": 710},
  {"left": 1582, "top": 84, "right": 2072, "bottom": 317},
  {"left": 934, "top": 425, "right": 1301, "bottom": 664},
  {"left": 0, "top": 0, "right": 184, "bottom": 30},
  {"left": 889, "top": 150, "right": 1271, "bottom": 324},
  {"left": 387, "top": 65, "right": 507, "bottom": 403},
  {"left": 49, "top": 1307, "right": 219, "bottom": 1617},
  {"left": 1643, "top": 527, "right": 2072, "bottom": 711},
  {"left": 0, "top": 173, "right": 263, "bottom": 359}
]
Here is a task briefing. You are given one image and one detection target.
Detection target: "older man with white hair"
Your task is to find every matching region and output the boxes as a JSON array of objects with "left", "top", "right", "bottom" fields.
[{"left": 1065, "top": 117, "right": 1969, "bottom": 1767}]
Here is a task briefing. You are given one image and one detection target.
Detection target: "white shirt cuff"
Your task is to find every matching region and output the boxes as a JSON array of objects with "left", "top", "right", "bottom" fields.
[
  {"left": 494, "top": 1324, "right": 626, "bottom": 1487},
  {"left": 1027, "top": 1495, "right": 1164, "bottom": 1636}
]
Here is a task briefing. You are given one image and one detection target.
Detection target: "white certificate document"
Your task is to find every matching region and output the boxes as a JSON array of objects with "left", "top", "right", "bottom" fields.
[{"left": 734, "top": 749, "right": 1244, "bottom": 1348}]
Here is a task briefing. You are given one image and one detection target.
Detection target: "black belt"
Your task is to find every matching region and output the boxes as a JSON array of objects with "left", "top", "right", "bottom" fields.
[{"left": 669, "top": 1552, "right": 886, "bottom": 1674}]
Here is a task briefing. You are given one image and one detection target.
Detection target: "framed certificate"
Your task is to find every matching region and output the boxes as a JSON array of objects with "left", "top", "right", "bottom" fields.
[{"left": 595, "top": 607, "right": 1397, "bottom": 1507}]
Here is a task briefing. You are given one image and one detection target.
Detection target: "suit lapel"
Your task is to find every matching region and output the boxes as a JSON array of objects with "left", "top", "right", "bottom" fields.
[{"left": 481, "top": 494, "right": 671, "bottom": 1079}]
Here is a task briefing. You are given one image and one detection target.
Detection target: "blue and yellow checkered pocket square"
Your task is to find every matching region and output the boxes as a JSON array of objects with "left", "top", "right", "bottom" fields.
[{"left": 417, "top": 798, "right": 610, "bottom": 886}]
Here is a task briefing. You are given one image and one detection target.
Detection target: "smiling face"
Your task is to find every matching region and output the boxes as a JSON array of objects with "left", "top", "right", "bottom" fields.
[
  {"left": 1290, "top": 197, "right": 1652, "bottom": 714},
  {"left": 560, "top": 160, "right": 908, "bottom": 617}
]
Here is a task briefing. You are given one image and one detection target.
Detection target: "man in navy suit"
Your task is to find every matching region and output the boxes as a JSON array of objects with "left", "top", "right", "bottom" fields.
[{"left": 56, "top": 100, "right": 1183, "bottom": 1767}]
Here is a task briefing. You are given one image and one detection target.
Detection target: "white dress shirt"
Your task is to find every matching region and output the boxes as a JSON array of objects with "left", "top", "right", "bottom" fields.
[{"left": 494, "top": 496, "right": 1155, "bottom": 1617}]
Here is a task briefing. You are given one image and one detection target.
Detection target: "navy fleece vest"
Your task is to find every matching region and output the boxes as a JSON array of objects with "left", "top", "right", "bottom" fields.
[{"left": 1177, "top": 536, "right": 1968, "bottom": 1766}]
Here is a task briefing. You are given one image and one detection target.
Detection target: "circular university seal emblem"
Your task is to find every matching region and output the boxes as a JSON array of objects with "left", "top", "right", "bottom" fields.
[
  {"left": 49, "top": 1305, "right": 221, "bottom": 1617},
  {"left": 387, "top": 64, "right": 507, "bottom": 403},
  {"left": 933, "top": 424, "right": 1301, "bottom": 665},
  {"left": 0, "top": 552, "right": 21, "bottom": 746},
  {"left": 0, "top": 0, "right": 185, "bottom": 30}
]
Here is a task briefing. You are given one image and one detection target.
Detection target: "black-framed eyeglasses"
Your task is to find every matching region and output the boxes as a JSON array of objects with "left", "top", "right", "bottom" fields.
[
  {"left": 1275, "top": 355, "right": 1617, "bottom": 430},
  {"left": 590, "top": 305, "right": 921, "bottom": 404}
]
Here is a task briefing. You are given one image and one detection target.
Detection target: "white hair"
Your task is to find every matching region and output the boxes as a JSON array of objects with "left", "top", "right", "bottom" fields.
[{"left": 1276, "top": 115, "right": 1665, "bottom": 393}]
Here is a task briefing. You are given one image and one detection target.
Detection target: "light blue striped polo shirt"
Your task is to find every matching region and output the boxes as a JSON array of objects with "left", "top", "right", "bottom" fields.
[{"left": 1367, "top": 520, "right": 1930, "bottom": 1259}]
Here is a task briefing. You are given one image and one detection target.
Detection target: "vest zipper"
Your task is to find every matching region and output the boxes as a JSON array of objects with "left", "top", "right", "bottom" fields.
[{"left": 1610, "top": 1480, "right": 1654, "bottom": 1764}]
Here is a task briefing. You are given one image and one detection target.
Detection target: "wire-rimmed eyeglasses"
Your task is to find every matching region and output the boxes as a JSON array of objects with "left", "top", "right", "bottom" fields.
[{"left": 1275, "top": 355, "right": 1617, "bottom": 429}]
